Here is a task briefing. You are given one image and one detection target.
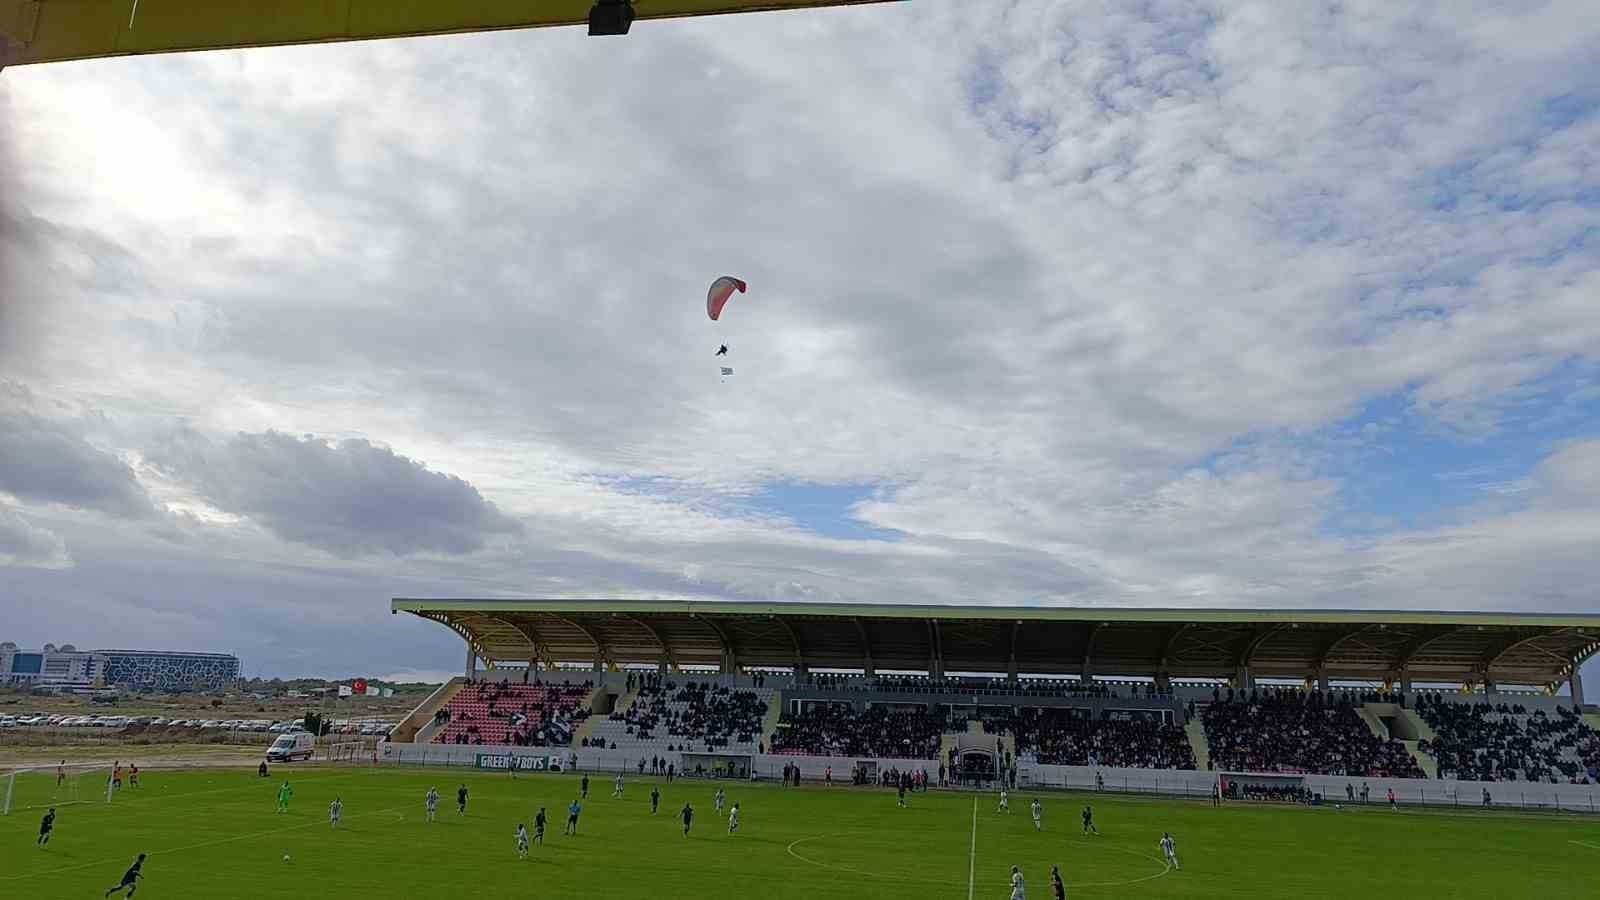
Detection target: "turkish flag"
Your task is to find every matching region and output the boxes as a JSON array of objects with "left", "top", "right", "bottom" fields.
[{"left": 353, "top": 678, "right": 367, "bottom": 696}]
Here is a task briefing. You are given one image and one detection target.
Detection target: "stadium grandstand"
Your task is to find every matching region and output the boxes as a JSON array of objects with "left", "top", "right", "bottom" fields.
[{"left": 385, "top": 599, "right": 1600, "bottom": 805}]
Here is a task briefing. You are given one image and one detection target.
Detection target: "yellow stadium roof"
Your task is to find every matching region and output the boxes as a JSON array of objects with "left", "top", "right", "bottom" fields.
[
  {"left": 1, "top": 1, "right": 899, "bottom": 69},
  {"left": 393, "top": 598, "right": 1600, "bottom": 687}
]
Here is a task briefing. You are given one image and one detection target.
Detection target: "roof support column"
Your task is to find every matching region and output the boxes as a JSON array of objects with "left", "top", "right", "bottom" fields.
[
  {"left": 1007, "top": 621, "right": 1020, "bottom": 681},
  {"left": 1570, "top": 668, "right": 1585, "bottom": 710},
  {"left": 1155, "top": 672, "right": 1171, "bottom": 692},
  {"left": 1315, "top": 667, "right": 1330, "bottom": 692},
  {"left": 927, "top": 620, "right": 944, "bottom": 679},
  {"left": 1399, "top": 669, "right": 1412, "bottom": 697},
  {"left": 465, "top": 642, "right": 477, "bottom": 680},
  {"left": 1235, "top": 665, "right": 1252, "bottom": 690},
  {"left": 1482, "top": 675, "right": 1497, "bottom": 695}
]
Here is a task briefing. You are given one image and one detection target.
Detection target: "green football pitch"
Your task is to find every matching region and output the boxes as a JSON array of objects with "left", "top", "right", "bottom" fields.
[{"left": 2, "top": 766, "right": 1597, "bottom": 898}]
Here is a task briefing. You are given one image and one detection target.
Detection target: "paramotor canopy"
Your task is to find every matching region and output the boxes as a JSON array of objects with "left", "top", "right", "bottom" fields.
[{"left": 706, "top": 276, "right": 747, "bottom": 321}]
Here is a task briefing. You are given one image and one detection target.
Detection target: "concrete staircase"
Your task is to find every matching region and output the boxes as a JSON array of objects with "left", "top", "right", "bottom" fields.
[
  {"left": 939, "top": 732, "right": 961, "bottom": 767},
  {"left": 574, "top": 688, "right": 636, "bottom": 747},
  {"left": 759, "top": 690, "right": 783, "bottom": 750},
  {"left": 1396, "top": 707, "right": 1439, "bottom": 744},
  {"left": 1354, "top": 705, "right": 1389, "bottom": 740},
  {"left": 390, "top": 677, "right": 465, "bottom": 743},
  {"left": 1184, "top": 719, "right": 1212, "bottom": 772},
  {"left": 1360, "top": 703, "right": 1438, "bottom": 778},
  {"left": 1401, "top": 741, "right": 1438, "bottom": 778}
]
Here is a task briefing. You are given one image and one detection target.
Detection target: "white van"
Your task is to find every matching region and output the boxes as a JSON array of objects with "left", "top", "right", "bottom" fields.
[{"left": 265, "top": 731, "right": 316, "bottom": 762}]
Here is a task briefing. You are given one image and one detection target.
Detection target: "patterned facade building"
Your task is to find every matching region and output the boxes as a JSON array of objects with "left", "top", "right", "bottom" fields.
[{"left": 100, "top": 650, "right": 240, "bottom": 692}]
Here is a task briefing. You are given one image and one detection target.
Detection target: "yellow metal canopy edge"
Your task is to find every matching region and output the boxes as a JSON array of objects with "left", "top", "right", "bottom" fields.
[
  {"left": 0, "top": 0, "right": 900, "bottom": 68},
  {"left": 391, "top": 598, "right": 1600, "bottom": 629}
]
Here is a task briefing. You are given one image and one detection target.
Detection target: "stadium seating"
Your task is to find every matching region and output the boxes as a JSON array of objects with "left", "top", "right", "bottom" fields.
[
  {"left": 1414, "top": 695, "right": 1600, "bottom": 783},
  {"left": 1202, "top": 689, "right": 1423, "bottom": 778},
  {"left": 585, "top": 679, "right": 773, "bottom": 755},
  {"left": 433, "top": 681, "right": 592, "bottom": 746},
  {"left": 768, "top": 704, "right": 945, "bottom": 758},
  {"left": 1002, "top": 709, "right": 1196, "bottom": 769}
]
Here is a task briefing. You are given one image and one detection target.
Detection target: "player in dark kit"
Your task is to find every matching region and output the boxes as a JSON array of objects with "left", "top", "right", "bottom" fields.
[
  {"left": 650, "top": 785, "right": 661, "bottom": 814},
  {"left": 581, "top": 774, "right": 590, "bottom": 799},
  {"left": 37, "top": 808, "right": 56, "bottom": 847},
  {"left": 534, "top": 807, "right": 547, "bottom": 845},
  {"left": 1081, "top": 805, "right": 1098, "bottom": 835},
  {"left": 1050, "top": 865, "right": 1065, "bottom": 899},
  {"left": 681, "top": 802, "right": 694, "bottom": 836},
  {"left": 457, "top": 784, "right": 469, "bottom": 815},
  {"left": 104, "top": 853, "right": 145, "bottom": 897}
]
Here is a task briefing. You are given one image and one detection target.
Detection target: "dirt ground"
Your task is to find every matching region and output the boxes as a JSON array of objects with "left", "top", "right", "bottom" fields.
[
  {"left": 0, "top": 689, "right": 422, "bottom": 721},
  {"left": 0, "top": 743, "right": 274, "bottom": 771}
]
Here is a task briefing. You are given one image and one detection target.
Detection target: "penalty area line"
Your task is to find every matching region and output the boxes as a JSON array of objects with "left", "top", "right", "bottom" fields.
[{"left": 1570, "top": 839, "right": 1600, "bottom": 851}]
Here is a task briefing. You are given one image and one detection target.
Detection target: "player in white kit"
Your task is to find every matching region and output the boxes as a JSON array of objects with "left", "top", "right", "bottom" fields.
[
  {"left": 516, "top": 823, "right": 530, "bottom": 859},
  {"left": 328, "top": 797, "right": 342, "bottom": 828},
  {"left": 1159, "top": 832, "right": 1180, "bottom": 870},
  {"left": 1009, "top": 865, "right": 1026, "bottom": 900},
  {"left": 613, "top": 773, "right": 625, "bottom": 798},
  {"left": 714, "top": 787, "right": 726, "bottom": 813},
  {"left": 728, "top": 802, "right": 740, "bottom": 834},
  {"left": 425, "top": 787, "right": 439, "bottom": 822},
  {"left": 1031, "top": 799, "right": 1043, "bottom": 831},
  {"left": 998, "top": 789, "right": 1009, "bottom": 813}
]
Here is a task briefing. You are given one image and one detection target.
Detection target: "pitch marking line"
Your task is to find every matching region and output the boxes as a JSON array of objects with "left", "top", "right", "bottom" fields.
[
  {"left": 1, "top": 803, "right": 408, "bottom": 882},
  {"left": 785, "top": 825, "right": 1171, "bottom": 891},
  {"left": 1570, "top": 840, "right": 1600, "bottom": 851},
  {"left": 968, "top": 797, "right": 978, "bottom": 900}
]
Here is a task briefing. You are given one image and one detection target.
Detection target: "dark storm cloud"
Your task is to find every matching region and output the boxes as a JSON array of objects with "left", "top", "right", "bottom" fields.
[
  {"left": 0, "top": 401, "right": 156, "bottom": 518},
  {"left": 149, "top": 429, "right": 522, "bottom": 558}
]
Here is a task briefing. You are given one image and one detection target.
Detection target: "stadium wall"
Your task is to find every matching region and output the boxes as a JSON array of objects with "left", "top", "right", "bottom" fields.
[
  {"left": 376, "top": 742, "right": 1600, "bottom": 813},
  {"left": 1020, "top": 764, "right": 1600, "bottom": 812}
]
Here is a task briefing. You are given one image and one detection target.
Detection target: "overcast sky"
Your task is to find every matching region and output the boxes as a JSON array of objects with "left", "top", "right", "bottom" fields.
[{"left": 2, "top": 1, "right": 1598, "bottom": 683}]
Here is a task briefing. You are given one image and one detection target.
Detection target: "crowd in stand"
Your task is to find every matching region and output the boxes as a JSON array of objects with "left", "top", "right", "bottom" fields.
[
  {"left": 1414, "top": 695, "right": 1599, "bottom": 783},
  {"left": 1202, "top": 687, "right": 1423, "bottom": 778},
  {"left": 604, "top": 679, "right": 767, "bottom": 751},
  {"left": 1001, "top": 709, "right": 1196, "bottom": 769},
  {"left": 797, "top": 673, "right": 1169, "bottom": 700},
  {"left": 769, "top": 704, "right": 944, "bottom": 758},
  {"left": 433, "top": 680, "right": 592, "bottom": 746}
]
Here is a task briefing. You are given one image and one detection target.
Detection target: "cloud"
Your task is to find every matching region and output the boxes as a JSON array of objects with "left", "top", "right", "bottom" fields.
[
  {"left": 0, "top": 2, "right": 1597, "bottom": 677},
  {"left": 0, "top": 508, "right": 72, "bottom": 569},
  {"left": 147, "top": 429, "right": 522, "bottom": 558},
  {"left": 0, "top": 391, "right": 156, "bottom": 518}
]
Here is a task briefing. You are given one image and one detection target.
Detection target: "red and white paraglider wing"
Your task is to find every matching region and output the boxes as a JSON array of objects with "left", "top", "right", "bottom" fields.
[{"left": 706, "top": 276, "right": 747, "bottom": 321}]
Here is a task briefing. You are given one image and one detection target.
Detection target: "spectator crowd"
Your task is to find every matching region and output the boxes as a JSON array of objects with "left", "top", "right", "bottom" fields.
[
  {"left": 1202, "top": 688, "right": 1423, "bottom": 778},
  {"left": 603, "top": 679, "right": 767, "bottom": 752},
  {"left": 1003, "top": 709, "right": 1196, "bottom": 769},
  {"left": 769, "top": 704, "right": 944, "bottom": 758},
  {"left": 1415, "top": 695, "right": 1599, "bottom": 783},
  {"left": 433, "top": 681, "right": 592, "bottom": 747}
]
